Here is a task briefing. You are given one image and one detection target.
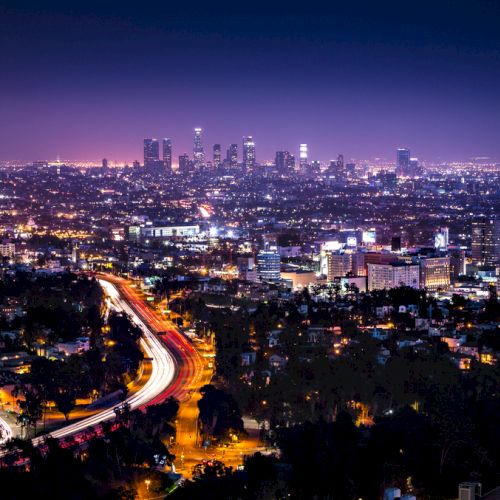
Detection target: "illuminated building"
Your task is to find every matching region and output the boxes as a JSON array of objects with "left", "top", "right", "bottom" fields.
[
  {"left": 0, "top": 242, "right": 15, "bottom": 258},
  {"left": 178, "top": 153, "right": 191, "bottom": 174},
  {"left": 143, "top": 138, "right": 160, "bottom": 169},
  {"left": 243, "top": 136, "right": 256, "bottom": 170},
  {"left": 420, "top": 256, "right": 450, "bottom": 291},
  {"left": 227, "top": 143, "right": 238, "bottom": 167},
  {"left": 163, "top": 138, "right": 172, "bottom": 171},
  {"left": 256, "top": 249, "right": 281, "bottom": 283},
  {"left": 396, "top": 147, "right": 411, "bottom": 177},
  {"left": 213, "top": 144, "right": 221, "bottom": 168},
  {"left": 471, "top": 216, "right": 499, "bottom": 266},
  {"left": 275, "top": 151, "right": 294, "bottom": 172},
  {"left": 299, "top": 144, "right": 308, "bottom": 171},
  {"left": 327, "top": 253, "right": 352, "bottom": 281},
  {"left": 450, "top": 250, "right": 466, "bottom": 280},
  {"left": 193, "top": 127, "right": 205, "bottom": 167},
  {"left": 410, "top": 157, "right": 420, "bottom": 176},
  {"left": 281, "top": 270, "right": 317, "bottom": 290},
  {"left": 140, "top": 225, "right": 200, "bottom": 238},
  {"left": 367, "top": 262, "right": 420, "bottom": 291}
]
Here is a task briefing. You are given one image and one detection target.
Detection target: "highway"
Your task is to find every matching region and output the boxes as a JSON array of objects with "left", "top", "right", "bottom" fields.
[{"left": 27, "top": 276, "right": 179, "bottom": 445}]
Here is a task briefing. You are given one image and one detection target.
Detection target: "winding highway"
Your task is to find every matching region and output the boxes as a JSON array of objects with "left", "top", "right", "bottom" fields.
[
  {"left": 24, "top": 276, "right": 178, "bottom": 445},
  {"left": 0, "top": 274, "right": 201, "bottom": 450}
]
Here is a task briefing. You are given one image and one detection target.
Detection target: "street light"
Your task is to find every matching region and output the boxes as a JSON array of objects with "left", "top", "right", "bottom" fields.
[{"left": 145, "top": 479, "right": 151, "bottom": 492}]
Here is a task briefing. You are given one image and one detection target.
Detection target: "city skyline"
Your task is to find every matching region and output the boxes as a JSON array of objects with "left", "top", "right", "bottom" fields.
[{"left": 1, "top": 1, "right": 500, "bottom": 163}]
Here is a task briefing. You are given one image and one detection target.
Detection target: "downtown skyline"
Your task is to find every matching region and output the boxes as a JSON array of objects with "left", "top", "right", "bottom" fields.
[{"left": 1, "top": 1, "right": 500, "bottom": 163}]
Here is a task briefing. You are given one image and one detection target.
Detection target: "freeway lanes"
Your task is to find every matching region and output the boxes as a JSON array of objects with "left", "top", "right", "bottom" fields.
[
  {"left": 102, "top": 275, "right": 206, "bottom": 406},
  {"left": 29, "top": 277, "right": 177, "bottom": 444}
]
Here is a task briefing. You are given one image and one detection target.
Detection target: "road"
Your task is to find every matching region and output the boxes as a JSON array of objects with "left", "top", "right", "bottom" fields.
[
  {"left": 2, "top": 274, "right": 260, "bottom": 475},
  {"left": 26, "top": 276, "right": 179, "bottom": 445}
]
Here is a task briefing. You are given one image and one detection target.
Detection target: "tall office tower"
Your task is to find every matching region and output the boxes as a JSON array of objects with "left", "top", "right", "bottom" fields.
[
  {"left": 178, "top": 153, "right": 191, "bottom": 174},
  {"left": 243, "top": 136, "right": 256, "bottom": 170},
  {"left": 227, "top": 143, "right": 238, "bottom": 167},
  {"left": 275, "top": 151, "right": 294, "bottom": 172},
  {"left": 335, "top": 153, "right": 346, "bottom": 181},
  {"left": 299, "top": 144, "right": 308, "bottom": 171},
  {"left": 144, "top": 138, "right": 160, "bottom": 169},
  {"left": 256, "top": 248, "right": 281, "bottom": 283},
  {"left": 337, "top": 153, "right": 344, "bottom": 170},
  {"left": 193, "top": 127, "right": 205, "bottom": 167},
  {"left": 162, "top": 138, "right": 172, "bottom": 172},
  {"left": 434, "top": 226, "right": 449, "bottom": 250},
  {"left": 213, "top": 144, "right": 222, "bottom": 167},
  {"left": 420, "top": 256, "right": 451, "bottom": 291},
  {"left": 396, "top": 148, "right": 411, "bottom": 177},
  {"left": 101, "top": 158, "right": 108, "bottom": 169},
  {"left": 450, "top": 250, "right": 466, "bottom": 281},
  {"left": 471, "top": 216, "right": 499, "bottom": 266},
  {"left": 410, "top": 157, "right": 420, "bottom": 176},
  {"left": 310, "top": 160, "right": 321, "bottom": 174}
]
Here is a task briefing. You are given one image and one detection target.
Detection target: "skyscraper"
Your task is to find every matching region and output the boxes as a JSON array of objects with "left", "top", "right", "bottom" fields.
[
  {"left": 471, "top": 216, "right": 499, "bottom": 266},
  {"left": 213, "top": 144, "right": 221, "bottom": 168},
  {"left": 144, "top": 138, "right": 160, "bottom": 170},
  {"left": 178, "top": 153, "right": 191, "bottom": 174},
  {"left": 193, "top": 127, "right": 205, "bottom": 167},
  {"left": 162, "top": 138, "right": 172, "bottom": 172},
  {"left": 227, "top": 143, "right": 238, "bottom": 168},
  {"left": 243, "top": 136, "right": 256, "bottom": 170},
  {"left": 256, "top": 248, "right": 281, "bottom": 282},
  {"left": 275, "top": 151, "right": 295, "bottom": 172},
  {"left": 396, "top": 148, "right": 411, "bottom": 177},
  {"left": 299, "top": 144, "right": 308, "bottom": 171}
]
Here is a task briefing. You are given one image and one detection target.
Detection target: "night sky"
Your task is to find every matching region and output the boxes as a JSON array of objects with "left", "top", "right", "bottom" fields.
[{"left": 1, "top": 0, "right": 499, "bottom": 164}]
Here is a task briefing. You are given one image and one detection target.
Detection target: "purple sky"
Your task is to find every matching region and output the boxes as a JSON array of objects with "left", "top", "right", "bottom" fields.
[{"left": 1, "top": 1, "right": 499, "bottom": 164}]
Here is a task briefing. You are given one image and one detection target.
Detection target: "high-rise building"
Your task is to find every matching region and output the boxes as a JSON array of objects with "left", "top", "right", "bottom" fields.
[
  {"left": 193, "top": 127, "right": 205, "bottom": 167},
  {"left": 337, "top": 154, "right": 344, "bottom": 171},
  {"left": 299, "top": 144, "right": 308, "bottom": 171},
  {"left": 275, "top": 151, "right": 295, "bottom": 172},
  {"left": 227, "top": 143, "right": 238, "bottom": 168},
  {"left": 101, "top": 158, "right": 108, "bottom": 169},
  {"left": 450, "top": 249, "right": 466, "bottom": 281},
  {"left": 144, "top": 138, "right": 160, "bottom": 169},
  {"left": 410, "top": 157, "right": 420, "bottom": 176},
  {"left": 163, "top": 138, "right": 172, "bottom": 172},
  {"left": 420, "top": 256, "right": 450, "bottom": 291},
  {"left": 256, "top": 249, "right": 281, "bottom": 283},
  {"left": 471, "top": 216, "right": 499, "bottom": 266},
  {"left": 473, "top": 217, "right": 498, "bottom": 265},
  {"left": 213, "top": 144, "right": 221, "bottom": 168},
  {"left": 367, "top": 262, "right": 420, "bottom": 291},
  {"left": 396, "top": 148, "right": 411, "bottom": 177},
  {"left": 327, "top": 253, "right": 352, "bottom": 281},
  {"left": 178, "top": 153, "right": 191, "bottom": 174},
  {"left": 243, "top": 136, "right": 256, "bottom": 170}
]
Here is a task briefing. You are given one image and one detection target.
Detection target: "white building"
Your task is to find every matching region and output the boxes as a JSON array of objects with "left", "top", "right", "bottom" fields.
[{"left": 368, "top": 263, "right": 420, "bottom": 291}]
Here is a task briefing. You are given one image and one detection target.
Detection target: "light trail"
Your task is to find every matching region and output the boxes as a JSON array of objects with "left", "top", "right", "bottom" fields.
[
  {"left": 0, "top": 417, "right": 13, "bottom": 444},
  {"left": 27, "top": 278, "right": 177, "bottom": 445}
]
